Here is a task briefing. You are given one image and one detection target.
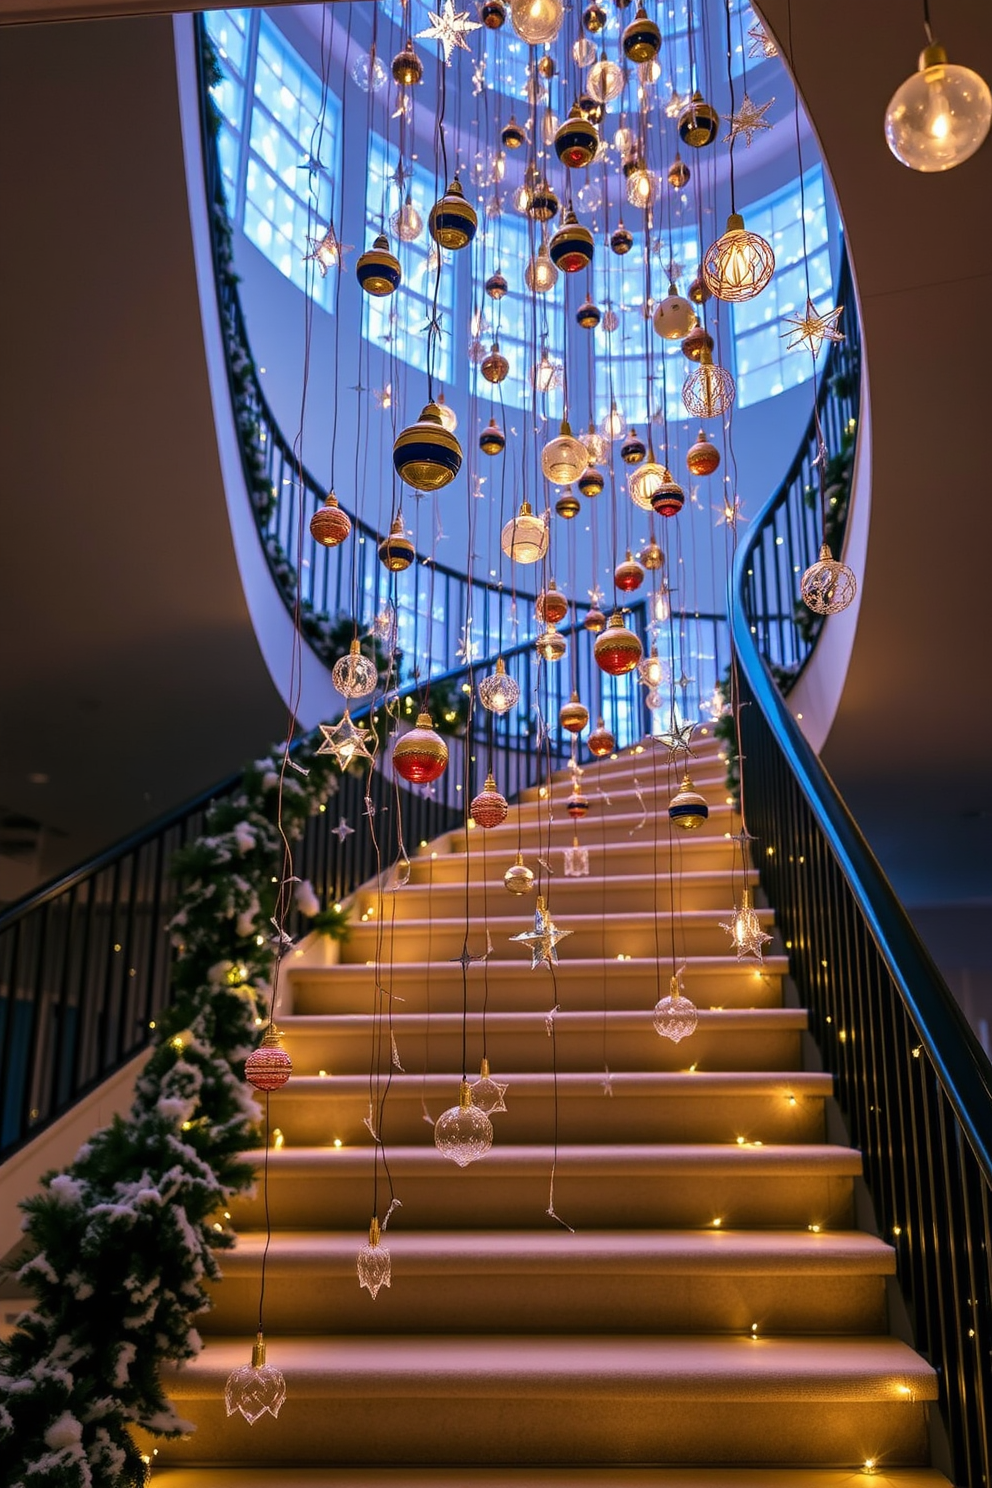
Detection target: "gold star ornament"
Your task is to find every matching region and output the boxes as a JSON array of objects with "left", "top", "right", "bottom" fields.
[
  {"left": 416, "top": 0, "right": 481, "bottom": 65},
  {"left": 723, "top": 93, "right": 775, "bottom": 147},
  {"left": 781, "top": 297, "right": 845, "bottom": 357}
]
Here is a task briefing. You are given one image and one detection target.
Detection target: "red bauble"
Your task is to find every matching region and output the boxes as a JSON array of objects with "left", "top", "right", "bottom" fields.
[
  {"left": 583, "top": 606, "right": 607, "bottom": 633},
  {"left": 393, "top": 712, "right": 449, "bottom": 784},
  {"left": 588, "top": 719, "right": 616, "bottom": 757},
  {"left": 536, "top": 582, "right": 569, "bottom": 625},
  {"left": 470, "top": 775, "right": 509, "bottom": 828},
  {"left": 651, "top": 480, "right": 686, "bottom": 519},
  {"left": 310, "top": 493, "right": 352, "bottom": 548},
  {"left": 594, "top": 612, "right": 643, "bottom": 676},
  {"left": 614, "top": 553, "right": 645, "bottom": 592},
  {"left": 686, "top": 430, "right": 721, "bottom": 477},
  {"left": 567, "top": 791, "right": 590, "bottom": 819},
  {"left": 245, "top": 1036, "right": 292, "bottom": 1092}
]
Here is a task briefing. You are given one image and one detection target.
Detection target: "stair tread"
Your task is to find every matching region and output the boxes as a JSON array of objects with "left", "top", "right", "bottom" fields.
[
  {"left": 342, "top": 909, "right": 775, "bottom": 929},
  {"left": 281, "top": 1009, "right": 805, "bottom": 1032},
  {"left": 166, "top": 1333, "right": 937, "bottom": 1397},
  {"left": 154, "top": 1473, "right": 948, "bottom": 1488},
  {"left": 277, "top": 1071, "right": 833, "bottom": 1095},
  {"left": 244, "top": 1143, "right": 862, "bottom": 1174},
  {"left": 288, "top": 955, "right": 787, "bottom": 980}
]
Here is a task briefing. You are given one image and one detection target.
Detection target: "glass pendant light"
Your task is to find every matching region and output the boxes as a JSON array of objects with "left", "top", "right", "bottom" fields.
[{"left": 885, "top": 37, "right": 991, "bottom": 170}]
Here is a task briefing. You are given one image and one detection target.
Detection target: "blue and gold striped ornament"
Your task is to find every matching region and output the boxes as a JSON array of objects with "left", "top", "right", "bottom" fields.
[
  {"left": 550, "top": 209, "right": 595, "bottom": 273},
  {"left": 378, "top": 514, "right": 416, "bottom": 571},
  {"left": 610, "top": 222, "right": 634, "bottom": 255},
  {"left": 554, "top": 105, "right": 599, "bottom": 169},
  {"left": 576, "top": 298, "right": 602, "bottom": 329},
  {"left": 668, "top": 775, "right": 709, "bottom": 830},
  {"left": 526, "top": 178, "right": 559, "bottom": 223},
  {"left": 356, "top": 234, "right": 402, "bottom": 297},
  {"left": 393, "top": 402, "right": 463, "bottom": 491},
  {"left": 479, "top": 418, "right": 506, "bottom": 456},
  {"left": 622, "top": 4, "right": 661, "bottom": 62},
  {"left": 678, "top": 91, "right": 720, "bottom": 147},
  {"left": 428, "top": 177, "right": 477, "bottom": 250}
]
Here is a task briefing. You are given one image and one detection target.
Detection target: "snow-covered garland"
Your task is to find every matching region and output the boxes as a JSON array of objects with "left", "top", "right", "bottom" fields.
[{"left": 0, "top": 744, "right": 340, "bottom": 1488}]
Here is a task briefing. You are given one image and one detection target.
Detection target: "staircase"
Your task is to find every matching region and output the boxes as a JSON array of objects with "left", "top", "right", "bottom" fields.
[{"left": 150, "top": 734, "right": 943, "bottom": 1487}]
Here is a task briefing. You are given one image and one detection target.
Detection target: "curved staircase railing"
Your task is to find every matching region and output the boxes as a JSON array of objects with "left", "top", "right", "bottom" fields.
[{"left": 733, "top": 471, "right": 992, "bottom": 1487}]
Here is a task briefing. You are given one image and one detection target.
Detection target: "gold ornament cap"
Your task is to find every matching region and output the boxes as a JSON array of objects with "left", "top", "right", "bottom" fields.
[
  {"left": 251, "top": 1331, "right": 266, "bottom": 1368},
  {"left": 368, "top": 1216, "right": 381, "bottom": 1247}
]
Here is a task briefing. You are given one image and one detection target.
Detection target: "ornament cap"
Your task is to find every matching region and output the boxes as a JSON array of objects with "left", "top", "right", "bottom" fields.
[
  {"left": 495, "top": 656, "right": 507, "bottom": 675},
  {"left": 419, "top": 402, "right": 444, "bottom": 425},
  {"left": 480, "top": 1056, "right": 491, "bottom": 1079},
  {"left": 726, "top": 212, "right": 745, "bottom": 232},
  {"left": 372, "top": 233, "right": 389, "bottom": 250},
  {"left": 484, "top": 772, "right": 497, "bottom": 791},
  {"left": 260, "top": 1027, "right": 281, "bottom": 1047},
  {"left": 251, "top": 1332, "right": 266, "bottom": 1369},
  {"left": 669, "top": 974, "right": 682, "bottom": 1001},
  {"left": 459, "top": 1078, "right": 474, "bottom": 1109},
  {"left": 414, "top": 710, "right": 435, "bottom": 728},
  {"left": 519, "top": 499, "right": 534, "bottom": 516},
  {"left": 920, "top": 41, "right": 948, "bottom": 69},
  {"left": 325, "top": 490, "right": 340, "bottom": 508},
  {"left": 559, "top": 418, "right": 574, "bottom": 437},
  {"left": 818, "top": 541, "right": 833, "bottom": 561},
  {"left": 369, "top": 1216, "right": 381, "bottom": 1247},
  {"left": 349, "top": 638, "right": 362, "bottom": 656}
]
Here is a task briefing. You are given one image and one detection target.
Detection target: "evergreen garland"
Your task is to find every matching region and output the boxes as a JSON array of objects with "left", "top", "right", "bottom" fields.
[{"left": 0, "top": 744, "right": 340, "bottom": 1487}]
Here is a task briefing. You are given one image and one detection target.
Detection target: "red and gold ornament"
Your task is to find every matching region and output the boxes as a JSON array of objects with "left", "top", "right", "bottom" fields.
[
  {"left": 392, "top": 712, "right": 449, "bottom": 784},
  {"left": 470, "top": 774, "right": 509, "bottom": 828},
  {"left": 245, "top": 1030, "right": 292, "bottom": 1092},
  {"left": 594, "top": 611, "right": 643, "bottom": 675}
]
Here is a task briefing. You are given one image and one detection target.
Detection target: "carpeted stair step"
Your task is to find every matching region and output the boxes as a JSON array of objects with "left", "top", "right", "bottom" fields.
[
  {"left": 153, "top": 1470, "right": 950, "bottom": 1488},
  {"left": 446, "top": 812, "right": 739, "bottom": 855},
  {"left": 410, "top": 838, "right": 751, "bottom": 882},
  {"left": 203, "top": 1228, "right": 894, "bottom": 1336}
]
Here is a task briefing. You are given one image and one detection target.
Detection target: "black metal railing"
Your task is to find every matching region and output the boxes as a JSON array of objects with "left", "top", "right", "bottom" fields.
[{"left": 734, "top": 514, "right": 992, "bottom": 1486}]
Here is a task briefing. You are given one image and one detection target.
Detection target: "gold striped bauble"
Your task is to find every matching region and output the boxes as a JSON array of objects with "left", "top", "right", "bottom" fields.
[
  {"left": 393, "top": 403, "right": 463, "bottom": 491},
  {"left": 650, "top": 475, "right": 686, "bottom": 518},
  {"left": 502, "top": 117, "right": 526, "bottom": 149},
  {"left": 378, "top": 514, "right": 416, "bottom": 571},
  {"left": 549, "top": 209, "right": 594, "bottom": 273},
  {"left": 566, "top": 790, "right": 590, "bottom": 820},
  {"left": 678, "top": 90, "right": 720, "bottom": 147},
  {"left": 555, "top": 491, "right": 581, "bottom": 519},
  {"left": 583, "top": 605, "right": 606, "bottom": 633},
  {"left": 622, "top": 5, "right": 661, "bottom": 62},
  {"left": 470, "top": 774, "right": 509, "bottom": 829},
  {"left": 526, "top": 178, "right": 559, "bottom": 222},
  {"left": 614, "top": 552, "right": 645, "bottom": 592},
  {"left": 594, "top": 611, "right": 643, "bottom": 676},
  {"left": 481, "top": 0, "right": 506, "bottom": 26},
  {"left": 392, "top": 712, "right": 449, "bottom": 784},
  {"left": 485, "top": 271, "right": 508, "bottom": 299},
  {"left": 481, "top": 343, "right": 510, "bottom": 384},
  {"left": 479, "top": 418, "right": 505, "bottom": 456},
  {"left": 587, "top": 717, "right": 616, "bottom": 756},
  {"left": 610, "top": 222, "right": 633, "bottom": 255},
  {"left": 686, "top": 430, "right": 720, "bottom": 478},
  {"left": 309, "top": 491, "right": 352, "bottom": 548},
  {"left": 560, "top": 692, "right": 589, "bottom": 734},
  {"left": 576, "top": 298, "right": 602, "bottom": 329},
  {"left": 668, "top": 774, "right": 709, "bottom": 830},
  {"left": 356, "top": 234, "right": 402, "bottom": 297},
  {"left": 578, "top": 466, "right": 604, "bottom": 498},
  {"left": 620, "top": 430, "right": 646, "bottom": 465},
  {"left": 536, "top": 581, "right": 568, "bottom": 625},
  {"left": 428, "top": 177, "right": 477, "bottom": 250},
  {"left": 554, "top": 105, "right": 599, "bottom": 168}
]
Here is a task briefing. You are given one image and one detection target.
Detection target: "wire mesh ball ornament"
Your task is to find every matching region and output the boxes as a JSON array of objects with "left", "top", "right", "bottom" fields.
[
  {"left": 391, "top": 39, "right": 423, "bottom": 85},
  {"left": 682, "top": 324, "right": 714, "bottom": 362},
  {"left": 225, "top": 1334, "right": 287, "bottom": 1425},
  {"left": 550, "top": 211, "right": 595, "bottom": 273},
  {"left": 502, "top": 116, "right": 526, "bottom": 149},
  {"left": 668, "top": 152, "right": 691, "bottom": 189},
  {"left": 588, "top": 717, "right": 616, "bottom": 756},
  {"left": 567, "top": 790, "right": 590, "bottom": 820},
  {"left": 470, "top": 774, "right": 509, "bottom": 828},
  {"left": 579, "top": 465, "right": 605, "bottom": 498},
  {"left": 356, "top": 1217, "right": 391, "bottom": 1299},
  {"left": 686, "top": 430, "right": 721, "bottom": 477},
  {"left": 560, "top": 691, "right": 590, "bottom": 734},
  {"left": 471, "top": 1057, "right": 508, "bottom": 1115},
  {"left": 653, "top": 977, "right": 699, "bottom": 1043},
  {"left": 510, "top": 0, "right": 564, "bottom": 45},
  {"left": 356, "top": 235, "right": 402, "bottom": 297},
  {"left": 653, "top": 290, "right": 698, "bottom": 340},
  {"left": 541, "top": 421, "right": 588, "bottom": 485},
  {"left": 536, "top": 623, "right": 567, "bottom": 662},
  {"left": 478, "top": 656, "right": 520, "bottom": 714},
  {"left": 309, "top": 491, "right": 352, "bottom": 548},
  {"left": 610, "top": 223, "right": 634, "bottom": 255},
  {"left": 428, "top": 177, "right": 478, "bottom": 250},
  {"left": 393, "top": 403, "right": 463, "bottom": 491},
  {"left": 594, "top": 611, "right": 643, "bottom": 675},
  {"left": 668, "top": 774, "right": 709, "bottom": 830},
  {"left": 801, "top": 543, "right": 858, "bottom": 615},
  {"left": 703, "top": 214, "right": 776, "bottom": 302},
  {"left": 525, "top": 239, "right": 559, "bottom": 293},
  {"left": 480, "top": 418, "right": 506, "bottom": 456},
  {"left": 576, "top": 298, "right": 602, "bottom": 329},
  {"left": 332, "top": 639, "right": 378, "bottom": 700},
  {"left": 620, "top": 430, "right": 647, "bottom": 465},
  {"left": 640, "top": 539, "right": 664, "bottom": 570},
  {"left": 485, "top": 271, "right": 508, "bottom": 299},
  {"left": 629, "top": 458, "right": 668, "bottom": 510},
  {"left": 682, "top": 351, "right": 737, "bottom": 419},
  {"left": 614, "top": 552, "right": 645, "bottom": 592},
  {"left": 435, "top": 1079, "right": 494, "bottom": 1166},
  {"left": 392, "top": 712, "right": 449, "bottom": 785},
  {"left": 650, "top": 474, "right": 686, "bottom": 518},
  {"left": 622, "top": 4, "right": 661, "bottom": 61},
  {"left": 481, "top": 0, "right": 506, "bottom": 26},
  {"left": 583, "top": 1, "right": 607, "bottom": 31},
  {"left": 537, "top": 580, "right": 569, "bottom": 624},
  {"left": 678, "top": 90, "right": 720, "bottom": 147},
  {"left": 555, "top": 105, "right": 600, "bottom": 167},
  {"left": 378, "top": 514, "right": 415, "bottom": 571},
  {"left": 245, "top": 1030, "right": 292, "bottom": 1092},
  {"left": 587, "top": 54, "right": 626, "bottom": 104},
  {"left": 481, "top": 343, "right": 510, "bottom": 384},
  {"left": 502, "top": 501, "right": 549, "bottom": 563},
  {"left": 504, "top": 851, "right": 536, "bottom": 894},
  {"left": 391, "top": 193, "right": 423, "bottom": 243},
  {"left": 584, "top": 604, "right": 607, "bottom": 633}
]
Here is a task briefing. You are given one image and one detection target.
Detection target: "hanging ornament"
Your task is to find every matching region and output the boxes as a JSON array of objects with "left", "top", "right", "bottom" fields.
[
  {"left": 245, "top": 1030, "right": 292, "bottom": 1092},
  {"left": 511, "top": 894, "right": 573, "bottom": 969},
  {"left": 686, "top": 430, "right": 721, "bottom": 478},
  {"left": 356, "top": 1217, "right": 391, "bottom": 1299},
  {"left": 626, "top": 162, "right": 660, "bottom": 210},
  {"left": 428, "top": 177, "right": 478, "bottom": 250},
  {"left": 526, "top": 178, "right": 560, "bottom": 222},
  {"left": 637, "top": 645, "right": 664, "bottom": 688},
  {"left": 510, "top": 0, "right": 564, "bottom": 44},
  {"left": 588, "top": 717, "right": 616, "bottom": 756},
  {"left": 332, "top": 639, "right": 378, "bottom": 699},
  {"left": 566, "top": 790, "right": 590, "bottom": 819},
  {"left": 702, "top": 214, "right": 776, "bottom": 302},
  {"left": 536, "top": 623, "right": 567, "bottom": 661},
  {"left": 614, "top": 552, "right": 645, "bottom": 592},
  {"left": 594, "top": 611, "right": 643, "bottom": 675},
  {"left": 583, "top": 604, "right": 607, "bottom": 633},
  {"left": 435, "top": 395, "right": 458, "bottom": 434},
  {"left": 584, "top": 426, "right": 608, "bottom": 463},
  {"left": 668, "top": 153, "right": 691, "bottom": 189},
  {"left": 536, "top": 580, "right": 569, "bottom": 624},
  {"left": 352, "top": 49, "right": 387, "bottom": 92},
  {"left": 481, "top": 342, "right": 510, "bottom": 384},
  {"left": 378, "top": 514, "right": 416, "bottom": 571},
  {"left": 560, "top": 692, "right": 590, "bottom": 734},
  {"left": 541, "top": 420, "right": 588, "bottom": 484},
  {"left": 225, "top": 1334, "right": 286, "bottom": 1425},
  {"left": 531, "top": 351, "right": 563, "bottom": 392},
  {"left": 687, "top": 274, "right": 712, "bottom": 306},
  {"left": 564, "top": 834, "right": 591, "bottom": 876},
  {"left": 682, "top": 324, "right": 714, "bottom": 362},
  {"left": 724, "top": 92, "right": 776, "bottom": 147},
  {"left": 504, "top": 851, "right": 536, "bottom": 895},
  {"left": 610, "top": 222, "right": 634, "bottom": 255},
  {"left": 485, "top": 271, "right": 508, "bottom": 299},
  {"left": 502, "top": 117, "right": 526, "bottom": 149},
  {"left": 538, "top": 52, "right": 557, "bottom": 79},
  {"left": 576, "top": 298, "right": 602, "bottom": 329},
  {"left": 550, "top": 210, "right": 595, "bottom": 272},
  {"left": 678, "top": 90, "right": 720, "bottom": 147},
  {"left": 720, "top": 889, "right": 772, "bottom": 961},
  {"left": 650, "top": 473, "right": 686, "bottom": 518},
  {"left": 640, "top": 538, "right": 663, "bottom": 570},
  {"left": 622, "top": 4, "right": 661, "bottom": 61},
  {"left": 628, "top": 455, "right": 669, "bottom": 510},
  {"left": 478, "top": 657, "right": 520, "bottom": 714},
  {"left": 801, "top": 543, "right": 858, "bottom": 615},
  {"left": 573, "top": 35, "right": 598, "bottom": 67},
  {"left": 392, "top": 712, "right": 449, "bottom": 784},
  {"left": 391, "top": 40, "right": 423, "bottom": 85},
  {"left": 481, "top": 0, "right": 506, "bottom": 25},
  {"left": 471, "top": 774, "right": 509, "bottom": 828},
  {"left": 417, "top": 0, "right": 482, "bottom": 63},
  {"left": 555, "top": 104, "right": 600, "bottom": 167},
  {"left": 309, "top": 491, "right": 352, "bottom": 548},
  {"left": 668, "top": 774, "right": 709, "bottom": 829},
  {"left": 356, "top": 235, "right": 402, "bottom": 297},
  {"left": 653, "top": 288, "right": 698, "bottom": 340},
  {"left": 653, "top": 976, "right": 699, "bottom": 1043},
  {"left": 501, "top": 501, "right": 549, "bottom": 563},
  {"left": 480, "top": 418, "right": 506, "bottom": 456},
  {"left": 434, "top": 1079, "right": 494, "bottom": 1165},
  {"left": 471, "top": 1057, "right": 508, "bottom": 1115},
  {"left": 620, "top": 430, "right": 646, "bottom": 465},
  {"left": 682, "top": 349, "right": 737, "bottom": 418},
  {"left": 884, "top": 39, "right": 991, "bottom": 171},
  {"left": 579, "top": 466, "right": 604, "bottom": 498},
  {"left": 583, "top": 1, "right": 606, "bottom": 31},
  {"left": 317, "top": 711, "right": 375, "bottom": 770},
  {"left": 600, "top": 403, "right": 626, "bottom": 442},
  {"left": 525, "top": 237, "right": 560, "bottom": 293},
  {"left": 587, "top": 53, "right": 626, "bottom": 104},
  {"left": 781, "top": 298, "right": 845, "bottom": 357},
  {"left": 467, "top": 336, "right": 487, "bottom": 363},
  {"left": 393, "top": 403, "right": 463, "bottom": 491},
  {"left": 391, "top": 192, "right": 424, "bottom": 242}
]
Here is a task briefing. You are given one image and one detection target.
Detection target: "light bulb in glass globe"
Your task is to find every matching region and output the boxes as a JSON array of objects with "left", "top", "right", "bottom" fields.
[
  {"left": 471, "top": 1057, "right": 508, "bottom": 1115},
  {"left": 600, "top": 402, "right": 626, "bottom": 441},
  {"left": 356, "top": 1217, "right": 391, "bottom": 1299},
  {"left": 629, "top": 457, "right": 670, "bottom": 510},
  {"left": 332, "top": 638, "right": 378, "bottom": 699},
  {"left": 525, "top": 239, "right": 559, "bottom": 293},
  {"left": 541, "top": 420, "right": 588, "bottom": 484},
  {"left": 584, "top": 426, "right": 607, "bottom": 464},
  {"left": 390, "top": 193, "right": 423, "bottom": 243},
  {"left": 885, "top": 41, "right": 991, "bottom": 171},
  {"left": 478, "top": 656, "right": 521, "bottom": 713},
  {"left": 702, "top": 213, "right": 775, "bottom": 302},
  {"left": 531, "top": 352, "right": 562, "bottom": 392},
  {"left": 682, "top": 350, "right": 736, "bottom": 418},
  {"left": 587, "top": 54, "right": 626, "bottom": 104},
  {"left": 626, "top": 164, "right": 659, "bottom": 209},
  {"left": 434, "top": 1079, "right": 494, "bottom": 1166},
  {"left": 501, "top": 501, "right": 549, "bottom": 563},
  {"left": 511, "top": 0, "right": 564, "bottom": 46},
  {"left": 653, "top": 976, "right": 699, "bottom": 1043}
]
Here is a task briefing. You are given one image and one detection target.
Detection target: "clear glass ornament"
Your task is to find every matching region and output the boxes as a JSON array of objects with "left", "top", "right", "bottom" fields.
[
  {"left": 542, "top": 111, "right": 560, "bottom": 146},
  {"left": 583, "top": 427, "right": 607, "bottom": 464},
  {"left": 885, "top": 43, "right": 991, "bottom": 171},
  {"left": 626, "top": 166, "right": 659, "bottom": 209},
  {"left": 467, "top": 337, "right": 487, "bottom": 364},
  {"left": 600, "top": 402, "right": 626, "bottom": 441},
  {"left": 525, "top": 240, "right": 559, "bottom": 293},
  {"left": 435, "top": 1079, "right": 494, "bottom": 1165},
  {"left": 653, "top": 977, "right": 699, "bottom": 1043},
  {"left": 478, "top": 657, "right": 521, "bottom": 714},
  {"left": 471, "top": 1057, "right": 508, "bottom": 1114},
  {"left": 602, "top": 307, "right": 620, "bottom": 332},
  {"left": 645, "top": 686, "right": 663, "bottom": 709},
  {"left": 511, "top": 0, "right": 564, "bottom": 46},
  {"left": 614, "top": 124, "right": 634, "bottom": 154},
  {"left": 576, "top": 180, "right": 602, "bottom": 214},
  {"left": 564, "top": 838, "right": 590, "bottom": 876},
  {"left": 225, "top": 1334, "right": 287, "bottom": 1424},
  {"left": 587, "top": 56, "right": 626, "bottom": 103},
  {"left": 352, "top": 50, "right": 387, "bottom": 92},
  {"left": 501, "top": 501, "right": 549, "bottom": 563},
  {"left": 801, "top": 543, "right": 858, "bottom": 615},
  {"left": 531, "top": 353, "right": 563, "bottom": 392},
  {"left": 541, "top": 422, "right": 588, "bottom": 484},
  {"left": 332, "top": 639, "right": 378, "bottom": 699},
  {"left": 573, "top": 36, "right": 597, "bottom": 67},
  {"left": 357, "top": 1217, "right": 391, "bottom": 1299}
]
